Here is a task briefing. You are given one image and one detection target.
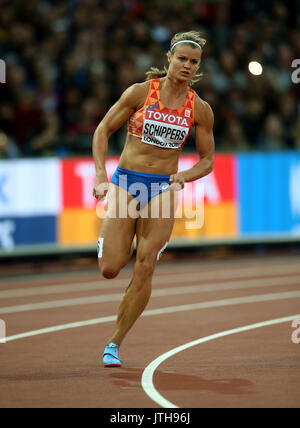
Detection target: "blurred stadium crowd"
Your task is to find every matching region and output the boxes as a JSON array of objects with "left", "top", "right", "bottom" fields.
[{"left": 0, "top": 0, "right": 299, "bottom": 158}]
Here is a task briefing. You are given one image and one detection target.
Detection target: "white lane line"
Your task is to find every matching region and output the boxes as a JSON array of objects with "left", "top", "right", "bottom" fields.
[
  {"left": 1, "top": 262, "right": 299, "bottom": 301},
  {"left": 0, "top": 274, "right": 299, "bottom": 315},
  {"left": 2, "top": 291, "right": 300, "bottom": 343},
  {"left": 141, "top": 314, "right": 300, "bottom": 408},
  {"left": 0, "top": 256, "right": 295, "bottom": 285},
  {"left": 1, "top": 262, "right": 300, "bottom": 296}
]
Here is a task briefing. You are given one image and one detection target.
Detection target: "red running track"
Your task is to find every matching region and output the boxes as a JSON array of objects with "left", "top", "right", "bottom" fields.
[{"left": 0, "top": 253, "right": 299, "bottom": 408}]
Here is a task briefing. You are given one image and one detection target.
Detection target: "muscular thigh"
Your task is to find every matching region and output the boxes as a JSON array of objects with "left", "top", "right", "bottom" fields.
[
  {"left": 98, "top": 184, "right": 137, "bottom": 269},
  {"left": 136, "top": 190, "right": 177, "bottom": 261}
]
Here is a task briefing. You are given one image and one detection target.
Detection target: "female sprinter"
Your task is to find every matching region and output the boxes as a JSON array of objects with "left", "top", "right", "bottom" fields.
[{"left": 92, "top": 31, "right": 215, "bottom": 367}]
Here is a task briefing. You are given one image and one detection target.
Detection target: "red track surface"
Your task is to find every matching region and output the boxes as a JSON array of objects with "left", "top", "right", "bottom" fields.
[{"left": 0, "top": 253, "right": 299, "bottom": 408}]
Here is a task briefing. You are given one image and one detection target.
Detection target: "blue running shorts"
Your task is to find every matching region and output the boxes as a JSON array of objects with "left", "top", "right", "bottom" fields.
[{"left": 111, "top": 166, "right": 171, "bottom": 209}]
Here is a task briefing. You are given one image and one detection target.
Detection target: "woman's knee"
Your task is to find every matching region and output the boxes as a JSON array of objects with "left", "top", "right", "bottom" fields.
[
  {"left": 134, "top": 253, "right": 156, "bottom": 278},
  {"left": 98, "top": 259, "right": 121, "bottom": 279}
]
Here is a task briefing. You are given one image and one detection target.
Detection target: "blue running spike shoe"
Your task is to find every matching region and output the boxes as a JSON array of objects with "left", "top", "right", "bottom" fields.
[{"left": 103, "top": 342, "right": 122, "bottom": 367}]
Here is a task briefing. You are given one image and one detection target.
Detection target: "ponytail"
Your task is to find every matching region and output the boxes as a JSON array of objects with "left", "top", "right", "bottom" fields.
[{"left": 145, "top": 66, "right": 168, "bottom": 81}]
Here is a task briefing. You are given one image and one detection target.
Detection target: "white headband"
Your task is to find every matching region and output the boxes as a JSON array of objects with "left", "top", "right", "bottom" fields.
[{"left": 171, "top": 40, "right": 202, "bottom": 50}]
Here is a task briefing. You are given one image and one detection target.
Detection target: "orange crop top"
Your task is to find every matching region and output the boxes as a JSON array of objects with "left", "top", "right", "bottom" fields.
[{"left": 128, "top": 78, "right": 196, "bottom": 150}]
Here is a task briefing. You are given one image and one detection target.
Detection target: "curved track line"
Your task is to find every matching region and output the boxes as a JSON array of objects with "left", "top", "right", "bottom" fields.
[
  {"left": 1, "top": 275, "right": 300, "bottom": 314},
  {"left": 141, "top": 314, "right": 300, "bottom": 408},
  {"left": 2, "top": 291, "right": 300, "bottom": 343}
]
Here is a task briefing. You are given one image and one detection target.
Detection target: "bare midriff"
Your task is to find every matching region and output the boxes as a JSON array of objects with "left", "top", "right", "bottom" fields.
[{"left": 118, "top": 133, "right": 181, "bottom": 175}]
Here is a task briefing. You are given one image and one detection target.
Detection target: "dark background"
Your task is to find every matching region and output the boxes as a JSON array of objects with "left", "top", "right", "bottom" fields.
[{"left": 0, "top": 0, "right": 299, "bottom": 158}]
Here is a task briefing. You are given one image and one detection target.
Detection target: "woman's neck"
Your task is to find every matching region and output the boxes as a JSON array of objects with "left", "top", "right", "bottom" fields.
[{"left": 160, "top": 75, "right": 189, "bottom": 98}]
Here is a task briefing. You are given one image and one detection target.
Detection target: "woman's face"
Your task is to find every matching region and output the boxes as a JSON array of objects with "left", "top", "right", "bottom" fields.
[{"left": 167, "top": 45, "right": 201, "bottom": 83}]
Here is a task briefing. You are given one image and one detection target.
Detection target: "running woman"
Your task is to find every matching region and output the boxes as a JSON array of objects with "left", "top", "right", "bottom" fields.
[{"left": 92, "top": 31, "right": 215, "bottom": 367}]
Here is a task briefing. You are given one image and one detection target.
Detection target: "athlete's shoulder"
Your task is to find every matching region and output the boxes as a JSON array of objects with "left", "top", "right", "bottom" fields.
[
  {"left": 120, "top": 81, "right": 150, "bottom": 109},
  {"left": 194, "top": 94, "right": 214, "bottom": 127}
]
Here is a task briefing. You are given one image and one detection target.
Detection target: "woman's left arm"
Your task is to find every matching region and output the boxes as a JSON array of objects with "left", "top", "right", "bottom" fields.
[{"left": 170, "top": 97, "right": 215, "bottom": 186}]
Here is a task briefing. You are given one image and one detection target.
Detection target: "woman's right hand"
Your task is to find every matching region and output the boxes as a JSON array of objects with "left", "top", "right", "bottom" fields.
[{"left": 93, "top": 171, "right": 109, "bottom": 201}]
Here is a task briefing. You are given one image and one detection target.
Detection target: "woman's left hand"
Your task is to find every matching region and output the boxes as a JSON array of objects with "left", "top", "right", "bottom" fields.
[{"left": 169, "top": 173, "right": 186, "bottom": 190}]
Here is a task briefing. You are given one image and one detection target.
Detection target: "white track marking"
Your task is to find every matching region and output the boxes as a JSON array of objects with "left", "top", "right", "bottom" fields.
[
  {"left": 0, "top": 315, "right": 116, "bottom": 344},
  {"left": 141, "top": 314, "right": 300, "bottom": 408},
  {"left": 0, "top": 274, "right": 299, "bottom": 314},
  {"left": 1, "top": 263, "right": 300, "bottom": 299},
  {"left": 2, "top": 291, "right": 300, "bottom": 342},
  {"left": 1, "top": 258, "right": 300, "bottom": 288}
]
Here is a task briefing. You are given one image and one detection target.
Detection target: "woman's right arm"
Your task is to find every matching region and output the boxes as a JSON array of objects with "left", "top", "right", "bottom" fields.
[{"left": 92, "top": 84, "right": 145, "bottom": 200}]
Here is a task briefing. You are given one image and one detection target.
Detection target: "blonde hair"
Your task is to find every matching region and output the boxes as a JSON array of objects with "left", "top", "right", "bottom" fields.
[{"left": 145, "top": 31, "right": 206, "bottom": 86}]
